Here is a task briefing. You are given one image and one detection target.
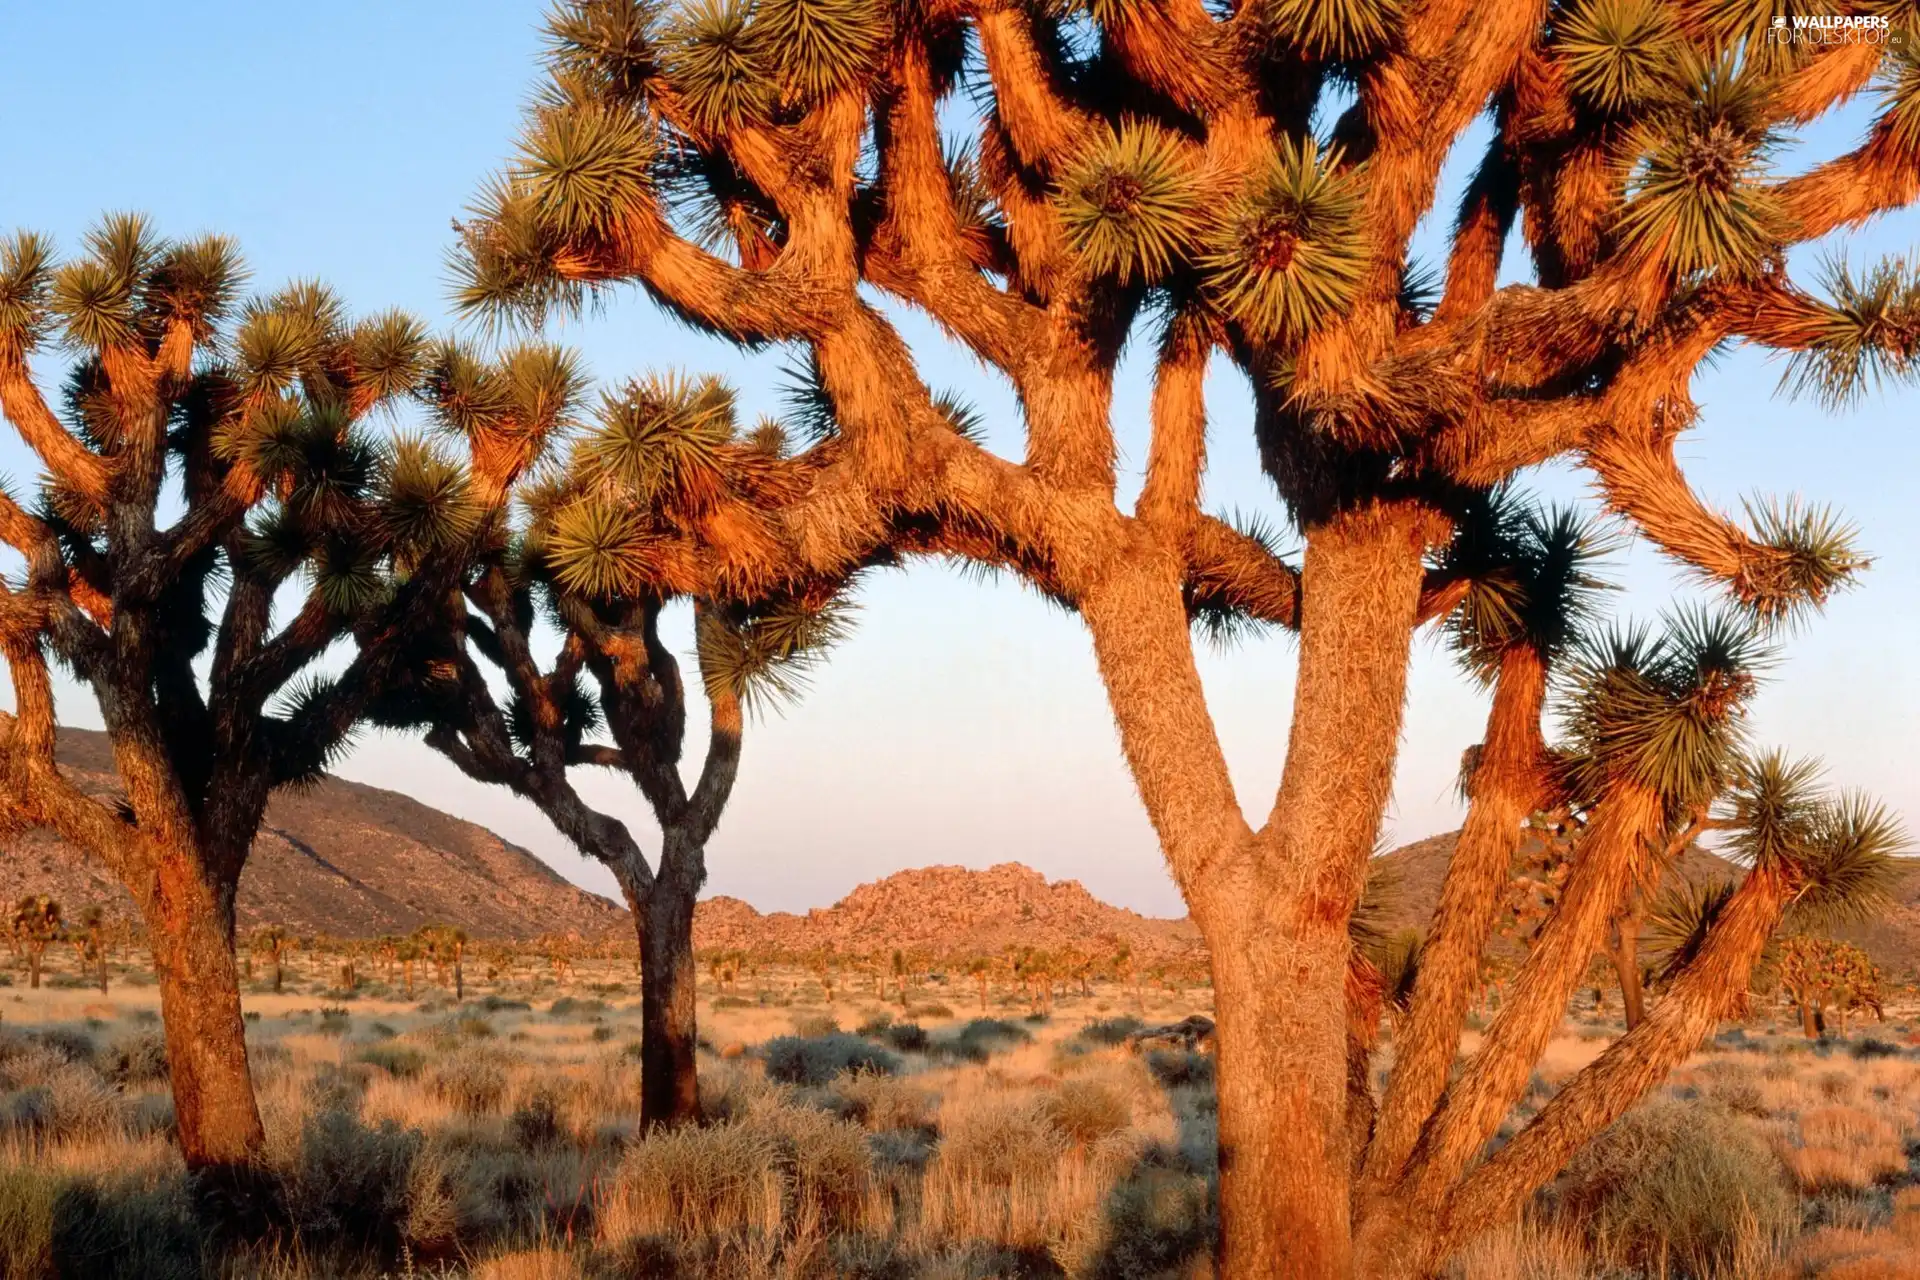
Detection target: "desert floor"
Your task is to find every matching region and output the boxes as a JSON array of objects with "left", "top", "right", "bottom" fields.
[{"left": 2, "top": 954, "right": 1918, "bottom": 1278}]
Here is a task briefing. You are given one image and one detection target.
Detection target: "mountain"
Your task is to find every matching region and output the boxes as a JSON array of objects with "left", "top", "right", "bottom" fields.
[
  {"left": 0, "top": 729, "right": 625, "bottom": 940},
  {"left": 693, "top": 862, "right": 1205, "bottom": 961}
]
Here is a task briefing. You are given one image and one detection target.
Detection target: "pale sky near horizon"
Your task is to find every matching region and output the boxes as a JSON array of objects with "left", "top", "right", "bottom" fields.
[{"left": 2, "top": 2, "right": 1915, "bottom": 919}]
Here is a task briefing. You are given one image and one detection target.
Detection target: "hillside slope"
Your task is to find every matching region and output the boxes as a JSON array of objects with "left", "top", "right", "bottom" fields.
[
  {"left": 0, "top": 729, "right": 625, "bottom": 940},
  {"left": 694, "top": 862, "right": 1205, "bottom": 960}
]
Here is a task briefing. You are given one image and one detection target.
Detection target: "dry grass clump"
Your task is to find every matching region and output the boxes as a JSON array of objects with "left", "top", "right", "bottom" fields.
[
  {"left": 1040, "top": 1080, "right": 1133, "bottom": 1148},
  {"left": 1554, "top": 1098, "right": 1792, "bottom": 1277},
  {"left": 1778, "top": 1105, "right": 1909, "bottom": 1192},
  {"left": 833, "top": 1070, "right": 932, "bottom": 1132},
  {"left": 1444, "top": 1218, "right": 1594, "bottom": 1280},
  {"left": 428, "top": 1049, "right": 512, "bottom": 1116},
  {"left": 599, "top": 1120, "right": 787, "bottom": 1242}
]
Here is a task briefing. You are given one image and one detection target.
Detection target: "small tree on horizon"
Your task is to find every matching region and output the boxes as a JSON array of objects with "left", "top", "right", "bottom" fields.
[{"left": 11, "top": 894, "right": 60, "bottom": 990}]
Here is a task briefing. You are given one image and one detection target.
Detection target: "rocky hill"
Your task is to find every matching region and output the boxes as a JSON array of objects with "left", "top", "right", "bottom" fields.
[
  {"left": 694, "top": 862, "right": 1205, "bottom": 961},
  {"left": 0, "top": 729, "right": 625, "bottom": 940}
]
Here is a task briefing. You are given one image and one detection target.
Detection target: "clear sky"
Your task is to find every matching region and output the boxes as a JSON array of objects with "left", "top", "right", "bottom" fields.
[{"left": 3, "top": 3, "right": 1915, "bottom": 918}]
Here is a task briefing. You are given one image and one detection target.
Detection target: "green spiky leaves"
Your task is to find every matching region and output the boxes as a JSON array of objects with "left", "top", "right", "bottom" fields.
[
  {"left": 1788, "top": 792, "right": 1907, "bottom": 928},
  {"left": 379, "top": 436, "right": 482, "bottom": 558},
  {"left": 1201, "top": 137, "right": 1366, "bottom": 342},
  {"left": 517, "top": 103, "right": 660, "bottom": 239},
  {"left": 0, "top": 231, "right": 55, "bottom": 353},
  {"left": 1556, "top": 0, "right": 1686, "bottom": 115},
  {"left": 579, "top": 371, "right": 736, "bottom": 509},
  {"left": 545, "top": 0, "right": 662, "bottom": 107},
  {"left": 1056, "top": 120, "right": 1203, "bottom": 285},
  {"left": 755, "top": 0, "right": 889, "bottom": 104},
  {"left": 664, "top": 0, "right": 771, "bottom": 134},
  {"left": 1258, "top": 0, "right": 1400, "bottom": 60},
  {"left": 1617, "top": 60, "right": 1786, "bottom": 278},
  {"left": 1739, "top": 496, "right": 1867, "bottom": 621},
  {"left": 546, "top": 500, "right": 660, "bottom": 597},
  {"left": 1560, "top": 607, "right": 1770, "bottom": 810},
  {"left": 1778, "top": 256, "right": 1920, "bottom": 409},
  {"left": 696, "top": 595, "right": 856, "bottom": 715},
  {"left": 1441, "top": 491, "right": 1617, "bottom": 683}
]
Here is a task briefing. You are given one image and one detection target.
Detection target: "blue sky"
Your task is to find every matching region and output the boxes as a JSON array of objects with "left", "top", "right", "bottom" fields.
[{"left": 2, "top": 2, "right": 1915, "bottom": 917}]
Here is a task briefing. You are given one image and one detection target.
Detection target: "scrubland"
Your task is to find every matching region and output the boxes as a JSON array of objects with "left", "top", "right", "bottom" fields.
[{"left": 1, "top": 955, "right": 1918, "bottom": 1279}]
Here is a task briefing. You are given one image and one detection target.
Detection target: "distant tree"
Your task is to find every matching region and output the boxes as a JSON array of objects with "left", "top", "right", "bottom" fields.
[
  {"left": 71, "top": 905, "right": 110, "bottom": 996},
  {"left": 249, "top": 925, "right": 294, "bottom": 995},
  {"left": 1777, "top": 934, "right": 1885, "bottom": 1041},
  {"left": 416, "top": 924, "right": 469, "bottom": 1000},
  {"left": 0, "top": 219, "right": 570, "bottom": 1178},
  {"left": 11, "top": 894, "right": 61, "bottom": 989},
  {"left": 379, "top": 374, "right": 852, "bottom": 1128}
]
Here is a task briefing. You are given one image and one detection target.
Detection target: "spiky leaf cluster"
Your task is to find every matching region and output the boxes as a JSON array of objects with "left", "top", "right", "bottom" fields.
[
  {"left": 1201, "top": 137, "right": 1365, "bottom": 341},
  {"left": 696, "top": 595, "right": 856, "bottom": 715},
  {"left": 1779, "top": 256, "right": 1920, "bottom": 409},
  {"left": 756, "top": 0, "right": 890, "bottom": 104},
  {"left": 1616, "top": 60, "right": 1786, "bottom": 278},
  {"left": 1442, "top": 492, "right": 1616, "bottom": 684},
  {"left": 1257, "top": 0, "right": 1400, "bottom": 60},
  {"left": 1056, "top": 120, "right": 1203, "bottom": 284},
  {"left": 518, "top": 104, "right": 660, "bottom": 239},
  {"left": 1555, "top": 0, "right": 1685, "bottom": 115},
  {"left": 664, "top": 0, "right": 770, "bottom": 134},
  {"left": 1558, "top": 608, "right": 1769, "bottom": 810}
]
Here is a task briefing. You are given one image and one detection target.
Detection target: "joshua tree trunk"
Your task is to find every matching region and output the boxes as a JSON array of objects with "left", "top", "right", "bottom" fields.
[
  {"left": 142, "top": 853, "right": 265, "bottom": 1173},
  {"left": 1084, "top": 504, "right": 1433, "bottom": 1277},
  {"left": 641, "top": 857, "right": 702, "bottom": 1128},
  {"left": 1361, "top": 648, "right": 1547, "bottom": 1201},
  {"left": 97, "top": 951, "right": 108, "bottom": 996},
  {"left": 1608, "top": 909, "right": 1646, "bottom": 1031}
]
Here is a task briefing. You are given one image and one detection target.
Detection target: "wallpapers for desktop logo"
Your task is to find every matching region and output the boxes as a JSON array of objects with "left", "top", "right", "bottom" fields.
[{"left": 1768, "top": 12, "right": 1902, "bottom": 44}]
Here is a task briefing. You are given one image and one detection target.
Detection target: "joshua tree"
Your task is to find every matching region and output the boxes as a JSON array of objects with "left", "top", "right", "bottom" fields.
[
  {"left": 11, "top": 894, "right": 61, "bottom": 989},
  {"left": 378, "top": 375, "right": 851, "bottom": 1127},
  {"left": 0, "top": 219, "right": 571, "bottom": 1175},
  {"left": 249, "top": 925, "right": 295, "bottom": 995},
  {"left": 1777, "top": 933, "right": 1885, "bottom": 1040},
  {"left": 71, "top": 904, "right": 111, "bottom": 995},
  {"left": 459, "top": 2, "right": 1920, "bottom": 1269},
  {"left": 416, "top": 923, "right": 470, "bottom": 1000}
]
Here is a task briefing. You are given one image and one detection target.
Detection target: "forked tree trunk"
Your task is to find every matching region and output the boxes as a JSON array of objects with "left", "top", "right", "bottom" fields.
[
  {"left": 1360, "top": 649, "right": 1546, "bottom": 1203},
  {"left": 142, "top": 851, "right": 265, "bottom": 1172},
  {"left": 1084, "top": 504, "right": 1432, "bottom": 1277}
]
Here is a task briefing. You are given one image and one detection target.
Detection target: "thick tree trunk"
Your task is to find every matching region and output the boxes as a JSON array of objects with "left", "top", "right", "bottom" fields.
[
  {"left": 640, "top": 868, "right": 703, "bottom": 1128},
  {"left": 1078, "top": 503, "right": 1430, "bottom": 1278},
  {"left": 143, "top": 853, "right": 265, "bottom": 1172},
  {"left": 27, "top": 950, "right": 42, "bottom": 989}
]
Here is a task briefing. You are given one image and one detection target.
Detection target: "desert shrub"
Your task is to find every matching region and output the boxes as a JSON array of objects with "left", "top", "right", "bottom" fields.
[
  {"left": 0, "top": 1169, "right": 201, "bottom": 1280},
  {"left": 711, "top": 995, "right": 752, "bottom": 1010},
  {"left": 881, "top": 1023, "right": 928, "bottom": 1053},
  {"left": 835, "top": 1072, "right": 931, "bottom": 1132},
  {"left": 430, "top": 1052, "right": 510, "bottom": 1116},
  {"left": 1850, "top": 1038, "right": 1904, "bottom": 1060},
  {"left": 478, "top": 995, "right": 531, "bottom": 1013},
  {"left": 356, "top": 1043, "right": 427, "bottom": 1079},
  {"left": 1145, "top": 1049, "right": 1215, "bottom": 1091},
  {"left": 604, "top": 1122, "right": 786, "bottom": 1240},
  {"left": 761, "top": 1034, "right": 900, "bottom": 1087},
  {"left": 590, "top": 1025, "right": 614, "bottom": 1043},
  {"left": 936, "top": 1018, "right": 1033, "bottom": 1064},
  {"left": 100, "top": 1031, "right": 168, "bottom": 1087},
  {"left": 286, "top": 1109, "right": 422, "bottom": 1251},
  {"left": 508, "top": 1090, "right": 564, "bottom": 1150},
  {"left": 1041, "top": 1080, "right": 1132, "bottom": 1147},
  {"left": 855, "top": 1012, "right": 893, "bottom": 1037},
  {"left": 1556, "top": 1098, "right": 1793, "bottom": 1276},
  {"left": 1086, "top": 1166, "right": 1214, "bottom": 1280},
  {"left": 317, "top": 1007, "right": 352, "bottom": 1037},
  {"left": 792, "top": 1013, "right": 840, "bottom": 1039},
  {"left": 28, "top": 1028, "right": 95, "bottom": 1067},
  {"left": 908, "top": 1003, "right": 954, "bottom": 1020},
  {"left": 1077, "top": 1017, "right": 1144, "bottom": 1047},
  {"left": 125, "top": 1094, "right": 174, "bottom": 1141},
  {"left": 868, "top": 1128, "right": 934, "bottom": 1172},
  {"left": 0, "top": 1053, "right": 119, "bottom": 1140},
  {"left": 750, "top": 1103, "right": 875, "bottom": 1228},
  {"left": 546, "top": 997, "right": 606, "bottom": 1019}
]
